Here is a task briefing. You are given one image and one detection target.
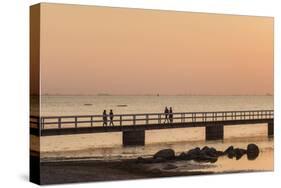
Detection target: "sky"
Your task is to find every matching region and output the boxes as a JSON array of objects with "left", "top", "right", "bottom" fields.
[{"left": 38, "top": 3, "right": 273, "bottom": 96}]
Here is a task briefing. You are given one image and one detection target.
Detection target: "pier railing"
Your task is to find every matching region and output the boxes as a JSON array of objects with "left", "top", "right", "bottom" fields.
[{"left": 31, "top": 110, "right": 274, "bottom": 130}]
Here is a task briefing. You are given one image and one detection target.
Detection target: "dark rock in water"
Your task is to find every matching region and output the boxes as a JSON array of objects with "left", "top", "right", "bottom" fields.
[
  {"left": 201, "top": 146, "right": 210, "bottom": 152},
  {"left": 210, "top": 157, "right": 218, "bottom": 163},
  {"left": 178, "top": 152, "right": 188, "bottom": 160},
  {"left": 247, "top": 144, "right": 259, "bottom": 160},
  {"left": 153, "top": 149, "right": 175, "bottom": 160},
  {"left": 216, "top": 151, "right": 224, "bottom": 156},
  {"left": 184, "top": 147, "right": 201, "bottom": 160},
  {"left": 196, "top": 154, "right": 218, "bottom": 163},
  {"left": 190, "top": 146, "right": 219, "bottom": 163},
  {"left": 205, "top": 147, "right": 219, "bottom": 157},
  {"left": 227, "top": 150, "right": 235, "bottom": 159},
  {"left": 224, "top": 146, "right": 234, "bottom": 155},
  {"left": 163, "top": 163, "right": 178, "bottom": 170},
  {"left": 233, "top": 148, "right": 247, "bottom": 160},
  {"left": 187, "top": 147, "right": 201, "bottom": 156}
]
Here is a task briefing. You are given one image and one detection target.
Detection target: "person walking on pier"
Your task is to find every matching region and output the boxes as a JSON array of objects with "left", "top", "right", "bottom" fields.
[
  {"left": 103, "top": 110, "right": 108, "bottom": 127},
  {"left": 164, "top": 107, "right": 169, "bottom": 123},
  {"left": 169, "top": 107, "right": 173, "bottom": 124},
  {"left": 109, "top": 109, "right": 114, "bottom": 126}
]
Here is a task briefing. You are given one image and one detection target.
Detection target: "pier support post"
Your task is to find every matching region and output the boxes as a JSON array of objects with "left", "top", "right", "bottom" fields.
[
  {"left": 123, "top": 130, "right": 145, "bottom": 146},
  {"left": 205, "top": 125, "right": 224, "bottom": 140},
  {"left": 268, "top": 122, "right": 274, "bottom": 137}
]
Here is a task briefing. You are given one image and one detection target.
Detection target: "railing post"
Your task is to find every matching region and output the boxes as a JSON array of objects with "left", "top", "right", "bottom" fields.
[
  {"left": 41, "top": 117, "right": 44, "bottom": 130},
  {"left": 158, "top": 114, "right": 161, "bottom": 124},
  {"left": 133, "top": 115, "right": 136, "bottom": 125},
  {"left": 203, "top": 113, "right": 205, "bottom": 122},
  {"left": 58, "top": 117, "right": 61, "bottom": 129},
  {"left": 75, "top": 117, "right": 77, "bottom": 128},
  {"left": 120, "top": 115, "right": 122, "bottom": 126},
  {"left": 146, "top": 114, "right": 149, "bottom": 124},
  {"left": 91, "top": 116, "right": 93, "bottom": 127}
]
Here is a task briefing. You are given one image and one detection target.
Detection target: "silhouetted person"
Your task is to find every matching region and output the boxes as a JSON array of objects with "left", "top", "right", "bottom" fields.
[
  {"left": 164, "top": 107, "right": 169, "bottom": 123},
  {"left": 109, "top": 109, "right": 114, "bottom": 126},
  {"left": 103, "top": 110, "right": 107, "bottom": 127},
  {"left": 169, "top": 107, "right": 173, "bottom": 123}
]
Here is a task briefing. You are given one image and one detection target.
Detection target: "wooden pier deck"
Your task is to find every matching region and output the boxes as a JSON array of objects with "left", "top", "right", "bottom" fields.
[{"left": 30, "top": 110, "right": 274, "bottom": 146}]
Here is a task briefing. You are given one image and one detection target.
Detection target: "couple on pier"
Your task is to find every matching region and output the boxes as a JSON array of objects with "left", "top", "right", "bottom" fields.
[
  {"left": 102, "top": 110, "right": 114, "bottom": 126},
  {"left": 164, "top": 107, "right": 173, "bottom": 123}
]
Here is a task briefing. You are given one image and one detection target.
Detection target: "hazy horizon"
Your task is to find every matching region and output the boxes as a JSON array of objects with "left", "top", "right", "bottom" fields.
[{"left": 35, "top": 3, "right": 274, "bottom": 96}]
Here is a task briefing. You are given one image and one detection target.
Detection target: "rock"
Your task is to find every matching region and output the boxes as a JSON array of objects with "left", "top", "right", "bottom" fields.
[
  {"left": 192, "top": 146, "right": 219, "bottom": 163},
  {"left": 153, "top": 149, "right": 175, "bottom": 160},
  {"left": 196, "top": 153, "right": 218, "bottom": 163},
  {"left": 224, "top": 146, "right": 234, "bottom": 155},
  {"left": 187, "top": 147, "right": 201, "bottom": 156},
  {"left": 178, "top": 152, "right": 188, "bottom": 160},
  {"left": 227, "top": 150, "right": 235, "bottom": 159},
  {"left": 233, "top": 148, "right": 247, "bottom": 160},
  {"left": 216, "top": 151, "right": 224, "bottom": 156},
  {"left": 209, "top": 156, "right": 218, "bottom": 163},
  {"left": 201, "top": 146, "right": 210, "bottom": 151},
  {"left": 247, "top": 144, "right": 259, "bottom": 160},
  {"left": 205, "top": 147, "right": 219, "bottom": 157}
]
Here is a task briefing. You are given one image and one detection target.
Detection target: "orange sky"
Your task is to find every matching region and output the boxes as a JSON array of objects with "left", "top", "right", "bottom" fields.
[{"left": 39, "top": 3, "right": 273, "bottom": 95}]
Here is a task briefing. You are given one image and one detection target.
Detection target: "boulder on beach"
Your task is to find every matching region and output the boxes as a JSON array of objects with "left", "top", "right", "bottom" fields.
[
  {"left": 224, "top": 146, "right": 234, "bottom": 155},
  {"left": 178, "top": 152, "right": 189, "bottom": 160},
  {"left": 187, "top": 147, "right": 201, "bottom": 157},
  {"left": 179, "top": 146, "right": 218, "bottom": 163},
  {"left": 153, "top": 149, "right": 175, "bottom": 160},
  {"left": 247, "top": 144, "right": 259, "bottom": 160},
  {"left": 201, "top": 146, "right": 219, "bottom": 157},
  {"left": 233, "top": 148, "right": 247, "bottom": 160},
  {"left": 224, "top": 146, "right": 247, "bottom": 160}
]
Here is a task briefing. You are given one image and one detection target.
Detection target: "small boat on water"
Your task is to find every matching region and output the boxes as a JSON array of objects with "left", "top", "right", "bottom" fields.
[
  {"left": 84, "top": 103, "right": 93, "bottom": 106},
  {"left": 117, "top": 104, "right": 128, "bottom": 107}
]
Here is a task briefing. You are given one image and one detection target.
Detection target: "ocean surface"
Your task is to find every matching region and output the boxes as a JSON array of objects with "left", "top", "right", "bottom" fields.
[{"left": 32, "top": 95, "right": 274, "bottom": 173}]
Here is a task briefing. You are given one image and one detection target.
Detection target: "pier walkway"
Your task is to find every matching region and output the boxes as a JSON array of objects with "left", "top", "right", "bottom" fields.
[{"left": 30, "top": 110, "right": 274, "bottom": 146}]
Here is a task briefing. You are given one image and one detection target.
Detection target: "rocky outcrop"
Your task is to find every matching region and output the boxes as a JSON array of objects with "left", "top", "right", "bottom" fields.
[
  {"left": 223, "top": 145, "right": 247, "bottom": 160},
  {"left": 136, "top": 144, "right": 260, "bottom": 164}
]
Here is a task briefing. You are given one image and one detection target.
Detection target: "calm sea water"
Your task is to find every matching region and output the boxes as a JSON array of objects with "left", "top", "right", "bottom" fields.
[
  {"left": 33, "top": 95, "right": 274, "bottom": 173},
  {"left": 39, "top": 95, "right": 273, "bottom": 116}
]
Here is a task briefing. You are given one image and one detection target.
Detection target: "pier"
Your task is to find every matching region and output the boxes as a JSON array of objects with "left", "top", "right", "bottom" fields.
[{"left": 30, "top": 110, "right": 274, "bottom": 146}]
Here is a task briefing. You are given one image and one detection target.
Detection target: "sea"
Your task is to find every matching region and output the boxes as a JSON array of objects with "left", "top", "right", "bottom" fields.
[{"left": 32, "top": 95, "right": 274, "bottom": 173}]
